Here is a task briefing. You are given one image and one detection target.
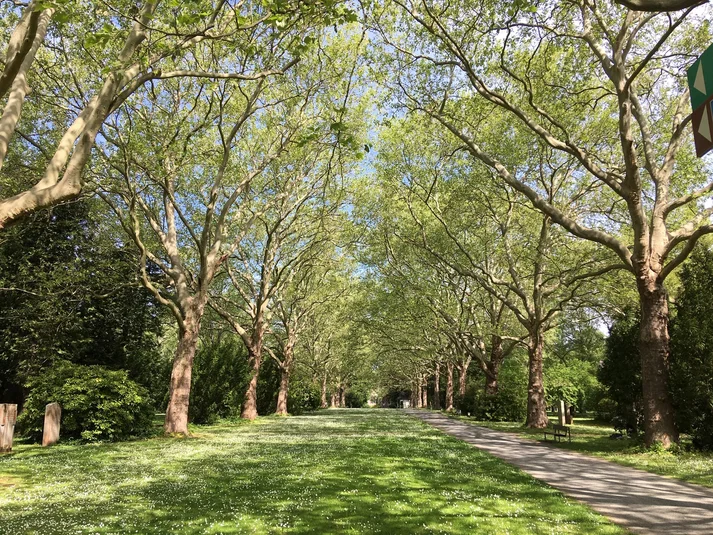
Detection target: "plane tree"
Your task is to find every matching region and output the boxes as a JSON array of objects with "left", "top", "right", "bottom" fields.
[
  {"left": 373, "top": 115, "right": 612, "bottom": 426},
  {"left": 0, "top": 0, "right": 355, "bottom": 228},
  {"left": 382, "top": 231, "right": 520, "bottom": 400},
  {"left": 205, "top": 30, "right": 367, "bottom": 419},
  {"left": 209, "top": 150, "right": 342, "bottom": 419},
  {"left": 376, "top": 0, "right": 713, "bottom": 445},
  {"left": 96, "top": 40, "right": 338, "bottom": 432},
  {"left": 267, "top": 247, "right": 351, "bottom": 415}
]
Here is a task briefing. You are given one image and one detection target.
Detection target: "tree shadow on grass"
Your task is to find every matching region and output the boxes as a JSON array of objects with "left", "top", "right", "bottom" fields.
[
  {"left": 0, "top": 409, "right": 625, "bottom": 534},
  {"left": 452, "top": 413, "right": 713, "bottom": 488}
]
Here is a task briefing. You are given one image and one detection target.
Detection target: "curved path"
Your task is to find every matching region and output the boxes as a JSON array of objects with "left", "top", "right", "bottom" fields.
[{"left": 407, "top": 409, "right": 713, "bottom": 535}]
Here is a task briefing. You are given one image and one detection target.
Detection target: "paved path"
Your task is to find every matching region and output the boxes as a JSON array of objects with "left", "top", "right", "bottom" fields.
[{"left": 407, "top": 409, "right": 713, "bottom": 535}]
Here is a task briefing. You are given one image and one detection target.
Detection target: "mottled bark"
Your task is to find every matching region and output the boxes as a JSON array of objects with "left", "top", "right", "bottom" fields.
[
  {"left": 165, "top": 310, "right": 202, "bottom": 435},
  {"left": 320, "top": 372, "right": 328, "bottom": 409},
  {"left": 526, "top": 327, "right": 549, "bottom": 428},
  {"left": 275, "top": 366, "right": 290, "bottom": 416},
  {"left": 445, "top": 362, "right": 454, "bottom": 411},
  {"left": 638, "top": 280, "right": 678, "bottom": 447},
  {"left": 241, "top": 347, "right": 262, "bottom": 420},
  {"left": 421, "top": 379, "right": 428, "bottom": 408},
  {"left": 0, "top": 6, "right": 53, "bottom": 170},
  {"left": 485, "top": 335, "right": 504, "bottom": 396},
  {"left": 433, "top": 364, "right": 441, "bottom": 410},
  {"left": 0, "top": 2, "right": 159, "bottom": 228},
  {"left": 0, "top": 2, "right": 43, "bottom": 101},
  {"left": 457, "top": 364, "right": 468, "bottom": 397}
]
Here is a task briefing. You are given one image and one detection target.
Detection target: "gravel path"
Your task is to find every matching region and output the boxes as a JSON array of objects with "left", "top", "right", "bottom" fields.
[{"left": 407, "top": 409, "right": 713, "bottom": 535}]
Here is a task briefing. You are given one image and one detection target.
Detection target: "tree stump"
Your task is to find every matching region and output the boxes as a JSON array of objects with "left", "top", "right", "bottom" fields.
[
  {"left": 42, "top": 403, "right": 61, "bottom": 446},
  {"left": 0, "top": 404, "right": 17, "bottom": 453}
]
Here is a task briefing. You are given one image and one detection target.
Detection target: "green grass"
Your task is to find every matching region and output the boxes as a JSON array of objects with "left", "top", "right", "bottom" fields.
[
  {"left": 0, "top": 409, "right": 626, "bottom": 534},
  {"left": 449, "top": 413, "right": 713, "bottom": 488}
]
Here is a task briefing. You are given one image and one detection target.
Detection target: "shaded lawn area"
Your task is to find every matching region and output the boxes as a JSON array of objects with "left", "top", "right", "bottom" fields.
[
  {"left": 450, "top": 414, "right": 713, "bottom": 489},
  {"left": 0, "top": 409, "right": 626, "bottom": 534}
]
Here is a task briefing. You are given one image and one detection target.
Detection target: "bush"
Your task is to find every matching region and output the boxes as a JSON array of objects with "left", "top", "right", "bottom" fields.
[
  {"left": 457, "top": 384, "right": 527, "bottom": 422},
  {"left": 669, "top": 246, "right": 713, "bottom": 450},
  {"left": 599, "top": 308, "right": 644, "bottom": 434},
  {"left": 287, "top": 381, "right": 322, "bottom": 415},
  {"left": 191, "top": 335, "right": 324, "bottom": 420},
  {"left": 594, "top": 397, "right": 617, "bottom": 422},
  {"left": 189, "top": 336, "right": 251, "bottom": 424},
  {"left": 345, "top": 390, "right": 368, "bottom": 408},
  {"left": 256, "top": 357, "right": 281, "bottom": 415},
  {"left": 17, "top": 360, "right": 154, "bottom": 442}
]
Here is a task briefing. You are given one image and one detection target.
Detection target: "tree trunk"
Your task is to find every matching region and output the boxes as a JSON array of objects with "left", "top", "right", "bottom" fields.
[
  {"left": 433, "top": 364, "right": 441, "bottom": 410},
  {"left": 638, "top": 280, "right": 678, "bottom": 447},
  {"left": 485, "top": 335, "right": 504, "bottom": 396},
  {"left": 241, "top": 347, "right": 262, "bottom": 420},
  {"left": 526, "top": 327, "right": 549, "bottom": 428},
  {"left": 275, "top": 337, "right": 295, "bottom": 416},
  {"left": 421, "top": 378, "right": 428, "bottom": 408},
  {"left": 457, "top": 364, "right": 467, "bottom": 397},
  {"left": 339, "top": 387, "right": 345, "bottom": 407},
  {"left": 330, "top": 392, "right": 337, "bottom": 408},
  {"left": 164, "top": 311, "right": 202, "bottom": 435},
  {"left": 416, "top": 380, "right": 423, "bottom": 408},
  {"left": 320, "top": 372, "right": 328, "bottom": 409},
  {"left": 275, "top": 366, "right": 290, "bottom": 416},
  {"left": 446, "top": 362, "right": 454, "bottom": 411}
]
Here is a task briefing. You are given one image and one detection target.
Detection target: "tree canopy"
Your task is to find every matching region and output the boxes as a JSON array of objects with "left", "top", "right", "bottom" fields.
[{"left": 2, "top": 0, "right": 713, "bottom": 449}]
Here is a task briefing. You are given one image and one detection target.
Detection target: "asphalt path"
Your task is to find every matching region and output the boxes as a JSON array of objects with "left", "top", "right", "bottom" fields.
[{"left": 407, "top": 409, "right": 713, "bottom": 535}]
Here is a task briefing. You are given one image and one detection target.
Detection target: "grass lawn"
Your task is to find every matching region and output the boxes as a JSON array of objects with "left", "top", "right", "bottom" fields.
[
  {"left": 0, "top": 409, "right": 626, "bottom": 534},
  {"left": 450, "top": 414, "right": 713, "bottom": 488}
]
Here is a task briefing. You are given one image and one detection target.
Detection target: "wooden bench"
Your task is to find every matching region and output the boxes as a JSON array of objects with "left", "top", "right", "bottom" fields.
[{"left": 543, "top": 424, "right": 571, "bottom": 443}]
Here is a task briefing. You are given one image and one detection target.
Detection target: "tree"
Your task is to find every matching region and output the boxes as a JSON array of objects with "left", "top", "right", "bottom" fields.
[
  {"left": 358, "top": 256, "right": 444, "bottom": 408},
  {"left": 0, "top": 199, "right": 164, "bottom": 407},
  {"left": 102, "top": 84, "right": 270, "bottom": 433},
  {"left": 377, "top": 0, "right": 713, "bottom": 446},
  {"left": 268, "top": 256, "right": 345, "bottom": 415},
  {"left": 99, "top": 64, "right": 314, "bottom": 432},
  {"left": 599, "top": 308, "right": 643, "bottom": 434},
  {"left": 211, "top": 172, "right": 337, "bottom": 420},
  {"left": 0, "top": 0, "right": 355, "bottom": 228},
  {"left": 670, "top": 244, "right": 713, "bottom": 449},
  {"left": 370, "top": 116, "right": 607, "bottom": 426}
]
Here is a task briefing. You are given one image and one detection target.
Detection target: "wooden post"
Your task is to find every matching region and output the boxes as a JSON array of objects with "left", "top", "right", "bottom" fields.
[
  {"left": 0, "top": 404, "right": 17, "bottom": 453},
  {"left": 557, "top": 400, "right": 566, "bottom": 426},
  {"left": 42, "top": 403, "right": 61, "bottom": 447}
]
